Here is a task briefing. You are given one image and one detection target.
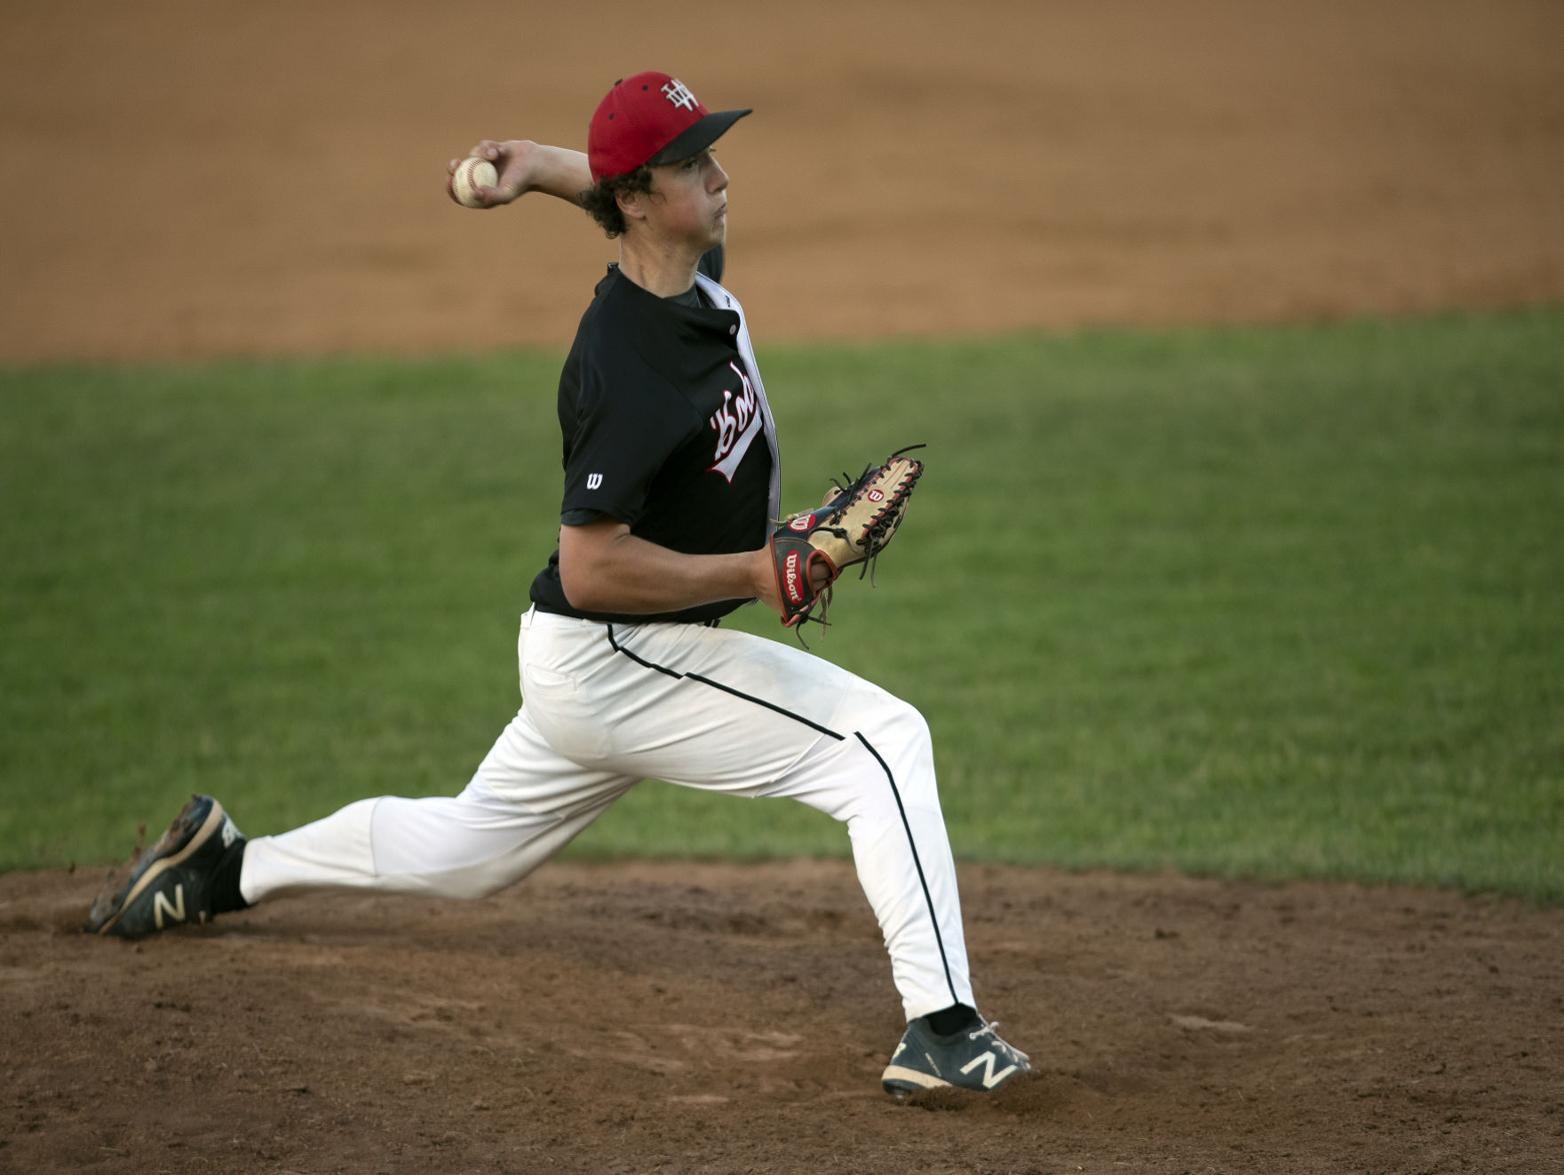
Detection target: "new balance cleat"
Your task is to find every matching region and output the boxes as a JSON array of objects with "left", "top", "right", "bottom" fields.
[
  {"left": 881, "top": 1017, "right": 1032, "bottom": 1099},
  {"left": 85, "top": 794, "right": 245, "bottom": 939}
]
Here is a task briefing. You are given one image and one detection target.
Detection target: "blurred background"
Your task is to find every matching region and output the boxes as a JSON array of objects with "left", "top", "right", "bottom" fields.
[
  {"left": 2, "top": 1, "right": 1561, "bottom": 894},
  {"left": 2, "top": 0, "right": 1561, "bottom": 363}
]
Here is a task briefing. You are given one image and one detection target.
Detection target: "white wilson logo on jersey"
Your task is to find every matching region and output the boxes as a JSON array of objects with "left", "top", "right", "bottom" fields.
[
  {"left": 661, "top": 79, "right": 698, "bottom": 111},
  {"left": 707, "top": 361, "right": 762, "bottom": 483},
  {"left": 153, "top": 884, "right": 187, "bottom": 930},
  {"left": 959, "top": 1050, "right": 1019, "bottom": 1089},
  {"left": 586, "top": 473, "right": 604, "bottom": 490}
]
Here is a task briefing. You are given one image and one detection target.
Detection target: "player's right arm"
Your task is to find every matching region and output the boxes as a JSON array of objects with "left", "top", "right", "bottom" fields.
[
  {"left": 446, "top": 140, "right": 591, "bottom": 208},
  {"left": 452, "top": 139, "right": 726, "bottom": 280},
  {"left": 558, "top": 519, "right": 784, "bottom": 617}
]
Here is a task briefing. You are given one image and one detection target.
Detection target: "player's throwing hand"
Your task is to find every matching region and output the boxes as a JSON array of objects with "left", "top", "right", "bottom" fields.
[{"left": 447, "top": 140, "right": 595, "bottom": 209}]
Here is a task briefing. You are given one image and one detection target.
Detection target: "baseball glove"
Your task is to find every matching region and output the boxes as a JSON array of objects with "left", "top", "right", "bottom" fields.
[{"left": 768, "top": 445, "right": 925, "bottom": 632}]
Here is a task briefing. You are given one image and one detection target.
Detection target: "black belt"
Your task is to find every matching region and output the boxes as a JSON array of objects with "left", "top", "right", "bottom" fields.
[{"left": 533, "top": 605, "right": 723, "bottom": 628}]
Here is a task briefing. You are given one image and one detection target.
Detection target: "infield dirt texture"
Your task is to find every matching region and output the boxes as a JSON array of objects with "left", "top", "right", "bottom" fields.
[{"left": 3, "top": 2, "right": 1563, "bottom": 1173}]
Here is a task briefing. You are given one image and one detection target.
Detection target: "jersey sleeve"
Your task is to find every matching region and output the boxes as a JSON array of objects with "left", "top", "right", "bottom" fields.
[{"left": 559, "top": 354, "right": 699, "bottom": 528}]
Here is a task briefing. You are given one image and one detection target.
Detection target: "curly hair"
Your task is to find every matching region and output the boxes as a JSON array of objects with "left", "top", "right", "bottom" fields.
[{"left": 578, "top": 165, "right": 656, "bottom": 238}]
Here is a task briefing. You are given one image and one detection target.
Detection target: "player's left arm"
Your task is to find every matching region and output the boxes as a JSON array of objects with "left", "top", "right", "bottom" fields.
[{"left": 557, "top": 519, "right": 786, "bottom": 617}]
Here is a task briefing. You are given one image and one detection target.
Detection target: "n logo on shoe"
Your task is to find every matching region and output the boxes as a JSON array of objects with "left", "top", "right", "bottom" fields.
[
  {"left": 959, "top": 1050, "right": 1018, "bottom": 1090},
  {"left": 153, "top": 884, "right": 187, "bottom": 930}
]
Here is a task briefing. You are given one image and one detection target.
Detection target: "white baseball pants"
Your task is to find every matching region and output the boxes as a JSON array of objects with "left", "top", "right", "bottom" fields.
[{"left": 240, "top": 608, "right": 975, "bottom": 1020}]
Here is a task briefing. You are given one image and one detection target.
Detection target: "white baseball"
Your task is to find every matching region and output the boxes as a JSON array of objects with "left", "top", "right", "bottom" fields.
[{"left": 451, "top": 156, "right": 499, "bottom": 208}]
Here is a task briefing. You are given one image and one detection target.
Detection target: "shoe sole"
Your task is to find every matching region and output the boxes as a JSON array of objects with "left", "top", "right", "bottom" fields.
[
  {"left": 882, "top": 1064, "right": 951, "bottom": 1095},
  {"left": 882, "top": 1061, "right": 1031, "bottom": 1100},
  {"left": 91, "top": 799, "right": 225, "bottom": 937}
]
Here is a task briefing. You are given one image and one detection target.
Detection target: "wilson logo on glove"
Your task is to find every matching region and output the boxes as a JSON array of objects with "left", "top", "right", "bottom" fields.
[
  {"left": 783, "top": 551, "right": 807, "bottom": 604},
  {"left": 767, "top": 445, "right": 925, "bottom": 641}
]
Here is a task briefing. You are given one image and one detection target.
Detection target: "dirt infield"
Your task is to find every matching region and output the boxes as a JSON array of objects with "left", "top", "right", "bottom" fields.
[
  {"left": 2, "top": 0, "right": 1562, "bottom": 363},
  {"left": 3, "top": 862, "right": 1562, "bottom": 1173},
  {"left": 5, "top": 1, "right": 1564, "bottom": 1170}
]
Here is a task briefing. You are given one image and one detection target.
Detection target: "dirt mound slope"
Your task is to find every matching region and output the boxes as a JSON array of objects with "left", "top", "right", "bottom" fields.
[{"left": 3, "top": 861, "right": 1560, "bottom": 1172}]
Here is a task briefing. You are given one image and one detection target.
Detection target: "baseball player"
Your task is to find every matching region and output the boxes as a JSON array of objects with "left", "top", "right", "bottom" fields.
[{"left": 85, "top": 72, "right": 1030, "bottom": 1100}]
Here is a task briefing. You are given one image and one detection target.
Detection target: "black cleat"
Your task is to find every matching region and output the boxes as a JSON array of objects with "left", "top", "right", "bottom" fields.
[
  {"left": 881, "top": 1017, "right": 1032, "bottom": 1099},
  {"left": 85, "top": 795, "right": 245, "bottom": 939}
]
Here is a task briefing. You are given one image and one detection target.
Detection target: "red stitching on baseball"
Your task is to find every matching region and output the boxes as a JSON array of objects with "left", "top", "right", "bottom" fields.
[{"left": 457, "top": 157, "right": 487, "bottom": 207}]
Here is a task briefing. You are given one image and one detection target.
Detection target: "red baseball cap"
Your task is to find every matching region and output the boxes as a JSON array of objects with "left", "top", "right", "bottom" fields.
[{"left": 587, "top": 72, "right": 751, "bottom": 181}]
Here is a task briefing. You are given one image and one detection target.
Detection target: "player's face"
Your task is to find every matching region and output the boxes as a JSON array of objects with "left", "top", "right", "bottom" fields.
[{"left": 644, "top": 148, "right": 730, "bottom": 251}]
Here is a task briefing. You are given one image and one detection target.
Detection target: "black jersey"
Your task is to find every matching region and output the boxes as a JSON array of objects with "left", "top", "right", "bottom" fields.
[{"left": 530, "top": 265, "right": 779, "bottom": 624}]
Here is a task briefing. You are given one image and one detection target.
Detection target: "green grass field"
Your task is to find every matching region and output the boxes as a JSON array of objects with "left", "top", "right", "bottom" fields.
[{"left": 3, "top": 310, "right": 1561, "bottom": 898}]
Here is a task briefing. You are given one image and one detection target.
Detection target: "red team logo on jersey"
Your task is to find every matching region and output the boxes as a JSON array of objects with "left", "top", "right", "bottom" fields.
[{"left": 708, "top": 361, "right": 763, "bottom": 483}]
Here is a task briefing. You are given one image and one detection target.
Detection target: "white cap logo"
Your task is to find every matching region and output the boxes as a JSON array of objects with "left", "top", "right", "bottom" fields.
[{"left": 661, "top": 79, "right": 699, "bottom": 111}]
